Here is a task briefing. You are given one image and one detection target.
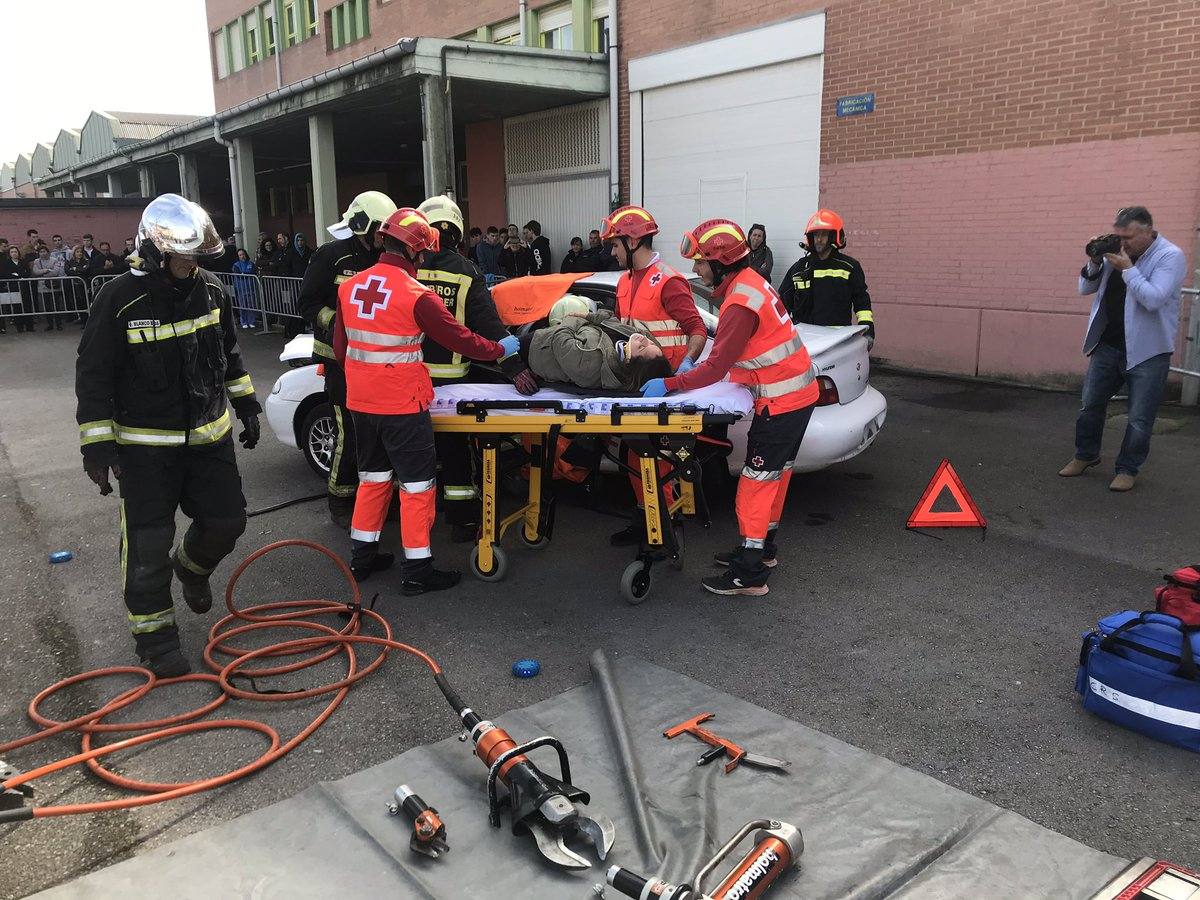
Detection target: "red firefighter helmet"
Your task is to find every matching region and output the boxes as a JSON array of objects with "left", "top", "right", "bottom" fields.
[
  {"left": 600, "top": 205, "right": 659, "bottom": 242},
  {"left": 803, "top": 208, "right": 846, "bottom": 249},
  {"left": 679, "top": 219, "right": 750, "bottom": 266},
  {"left": 379, "top": 208, "right": 439, "bottom": 254}
]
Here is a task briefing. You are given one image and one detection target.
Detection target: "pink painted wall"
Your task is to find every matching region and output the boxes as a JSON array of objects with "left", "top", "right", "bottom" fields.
[
  {"left": 820, "top": 133, "right": 1200, "bottom": 385},
  {"left": 464, "top": 121, "right": 507, "bottom": 234}
]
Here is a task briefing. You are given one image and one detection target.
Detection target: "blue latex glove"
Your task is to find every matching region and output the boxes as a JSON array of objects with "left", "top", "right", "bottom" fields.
[
  {"left": 498, "top": 334, "right": 521, "bottom": 359},
  {"left": 675, "top": 355, "right": 696, "bottom": 375},
  {"left": 641, "top": 378, "right": 669, "bottom": 398}
]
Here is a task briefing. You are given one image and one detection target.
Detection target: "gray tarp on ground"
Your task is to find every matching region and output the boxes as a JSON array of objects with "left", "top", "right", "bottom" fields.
[{"left": 36, "top": 653, "right": 1128, "bottom": 899}]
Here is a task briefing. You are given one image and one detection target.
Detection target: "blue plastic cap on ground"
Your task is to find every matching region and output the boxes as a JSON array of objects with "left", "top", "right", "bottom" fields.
[{"left": 512, "top": 659, "right": 541, "bottom": 678}]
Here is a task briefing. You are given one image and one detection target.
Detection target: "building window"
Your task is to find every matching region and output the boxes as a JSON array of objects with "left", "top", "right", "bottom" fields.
[
  {"left": 213, "top": 29, "right": 230, "bottom": 78},
  {"left": 245, "top": 13, "right": 261, "bottom": 63},
  {"left": 538, "top": 3, "right": 573, "bottom": 49},
  {"left": 328, "top": 0, "right": 369, "bottom": 50},
  {"left": 492, "top": 18, "right": 520, "bottom": 45},
  {"left": 591, "top": 0, "right": 610, "bottom": 52},
  {"left": 303, "top": 0, "right": 318, "bottom": 37},
  {"left": 283, "top": 0, "right": 298, "bottom": 46},
  {"left": 260, "top": 2, "right": 277, "bottom": 56},
  {"left": 228, "top": 17, "right": 246, "bottom": 71}
]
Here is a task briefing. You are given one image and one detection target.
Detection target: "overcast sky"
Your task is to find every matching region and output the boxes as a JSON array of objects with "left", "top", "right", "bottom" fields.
[{"left": 0, "top": 0, "right": 216, "bottom": 164}]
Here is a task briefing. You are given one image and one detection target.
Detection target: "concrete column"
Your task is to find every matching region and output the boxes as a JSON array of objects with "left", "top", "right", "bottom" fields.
[
  {"left": 419, "top": 75, "right": 454, "bottom": 199},
  {"left": 233, "top": 137, "right": 260, "bottom": 249},
  {"left": 177, "top": 154, "right": 201, "bottom": 201},
  {"left": 107, "top": 172, "right": 121, "bottom": 198},
  {"left": 81, "top": 180, "right": 97, "bottom": 198},
  {"left": 308, "top": 113, "right": 340, "bottom": 236},
  {"left": 137, "top": 166, "right": 155, "bottom": 198}
]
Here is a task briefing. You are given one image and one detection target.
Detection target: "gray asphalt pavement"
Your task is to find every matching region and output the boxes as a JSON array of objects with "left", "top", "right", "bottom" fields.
[{"left": 1, "top": 328, "right": 1198, "bottom": 898}]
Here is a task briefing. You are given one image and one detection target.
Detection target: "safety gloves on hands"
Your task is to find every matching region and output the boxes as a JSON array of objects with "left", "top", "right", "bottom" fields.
[
  {"left": 640, "top": 378, "right": 669, "bottom": 398},
  {"left": 498, "top": 334, "right": 521, "bottom": 360},
  {"left": 675, "top": 356, "right": 697, "bottom": 375},
  {"left": 238, "top": 414, "right": 261, "bottom": 450},
  {"left": 512, "top": 368, "right": 539, "bottom": 396},
  {"left": 83, "top": 457, "right": 121, "bottom": 496}
]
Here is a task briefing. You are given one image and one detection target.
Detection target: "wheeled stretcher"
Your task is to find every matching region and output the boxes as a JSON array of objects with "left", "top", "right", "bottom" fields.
[{"left": 429, "top": 383, "right": 752, "bottom": 604}]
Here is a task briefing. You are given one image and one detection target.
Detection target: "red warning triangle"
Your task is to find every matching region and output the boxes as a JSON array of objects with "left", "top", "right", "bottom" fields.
[{"left": 907, "top": 459, "right": 986, "bottom": 529}]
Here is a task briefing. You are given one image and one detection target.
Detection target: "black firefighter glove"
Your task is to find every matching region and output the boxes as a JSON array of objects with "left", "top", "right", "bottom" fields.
[
  {"left": 83, "top": 452, "right": 121, "bottom": 496},
  {"left": 238, "top": 414, "right": 261, "bottom": 450},
  {"left": 864, "top": 322, "right": 876, "bottom": 350},
  {"left": 499, "top": 351, "right": 539, "bottom": 396}
]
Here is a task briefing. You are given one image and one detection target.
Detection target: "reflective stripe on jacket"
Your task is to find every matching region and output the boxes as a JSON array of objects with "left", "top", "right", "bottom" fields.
[
  {"left": 722, "top": 268, "right": 818, "bottom": 414},
  {"left": 616, "top": 260, "right": 690, "bottom": 368},
  {"left": 338, "top": 262, "right": 434, "bottom": 415}
]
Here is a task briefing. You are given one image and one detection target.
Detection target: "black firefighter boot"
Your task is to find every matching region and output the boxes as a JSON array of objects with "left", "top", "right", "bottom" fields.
[
  {"left": 171, "top": 550, "right": 213, "bottom": 613},
  {"left": 134, "top": 627, "right": 191, "bottom": 678}
]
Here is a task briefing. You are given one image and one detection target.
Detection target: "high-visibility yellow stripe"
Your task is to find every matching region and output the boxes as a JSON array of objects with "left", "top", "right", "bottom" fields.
[
  {"left": 855, "top": 309, "right": 874, "bottom": 324},
  {"left": 80, "top": 419, "right": 116, "bottom": 445},
  {"left": 224, "top": 374, "right": 255, "bottom": 398},
  {"left": 115, "top": 411, "right": 232, "bottom": 447},
  {"left": 698, "top": 223, "right": 745, "bottom": 244},
  {"left": 317, "top": 306, "right": 335, "bottom": 329},
  {"left": 427, "top": 362, "right": 470, "bottom": 379},
  {"left": 126, "top": 309, "right": 220, "bottom": 344},
  {"left": 417, "top": 268, "right": 470, "bottom": 372},
  {"left": 120, "top": 500, "right": 128, "bottom": 591},
  {"left": 442, "top": 485, "right": 478, "bottom": 500},
  {"left": 313, "top": 340, "right": 335, "bottom": 359},
  {"left": 812, "top": 269, "right": 851, "bottom": 280},
  {"left": 128, "top": 607, "right": 175, "bottom": 634},
  {"left": 175, "top": 542, "right": 213, "bottom": 576}
]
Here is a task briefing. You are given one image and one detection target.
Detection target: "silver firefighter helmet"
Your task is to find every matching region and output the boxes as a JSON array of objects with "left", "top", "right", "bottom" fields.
[{"left": 136, "top": 193, "right": 223, "bottom": 261}]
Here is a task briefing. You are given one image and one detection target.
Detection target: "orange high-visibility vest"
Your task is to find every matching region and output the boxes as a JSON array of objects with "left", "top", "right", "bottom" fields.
[
  {"left": 616, "top": 259, "right": 690, "bottom": 368},
  {"left": 338, "top": 262, "right": 434, "bottom": 415},
  {"left": 721, "top": 267, "right": 819, "bottom": 414}
]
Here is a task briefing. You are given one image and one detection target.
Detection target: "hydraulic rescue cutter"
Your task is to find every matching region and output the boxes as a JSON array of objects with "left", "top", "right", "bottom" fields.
[{"left": 436, "top": 673, "right": 616, "bottom": 869}]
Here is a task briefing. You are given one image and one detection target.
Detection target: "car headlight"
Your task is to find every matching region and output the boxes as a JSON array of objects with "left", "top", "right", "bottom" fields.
[{"left": 271, "top": 379, "right": 282, "bottom": 395}]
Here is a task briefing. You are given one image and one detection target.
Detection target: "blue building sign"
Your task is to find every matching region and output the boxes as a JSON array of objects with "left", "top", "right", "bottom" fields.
[{"left": 836, "top": 93, "right": 875, "bottom": 117}]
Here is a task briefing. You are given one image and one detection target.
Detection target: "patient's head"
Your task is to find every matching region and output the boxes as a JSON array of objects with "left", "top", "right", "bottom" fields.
[{"left": 618, "top": 333, "right": 672, "bottom": 391}]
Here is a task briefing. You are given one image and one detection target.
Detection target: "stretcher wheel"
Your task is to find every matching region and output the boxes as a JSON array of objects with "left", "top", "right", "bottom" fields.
[
  {"left": 470, "top": 544, "right": 508, "bottom": 582},
  {"left": 519, "top": 531, "right": 549, "bottom": 550},
  {"left": 619, "top": 561, "right": 652, "bottom": 605}
]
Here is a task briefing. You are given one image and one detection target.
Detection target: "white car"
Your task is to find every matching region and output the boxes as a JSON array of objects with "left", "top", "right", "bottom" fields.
[{"left": 265, "top": 272, "right": 887, "bottom": 476}]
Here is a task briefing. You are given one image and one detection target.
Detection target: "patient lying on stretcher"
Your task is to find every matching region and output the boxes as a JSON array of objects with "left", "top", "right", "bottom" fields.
[{"left": 518, "top": 298, "right": 673, "bottom": 393}]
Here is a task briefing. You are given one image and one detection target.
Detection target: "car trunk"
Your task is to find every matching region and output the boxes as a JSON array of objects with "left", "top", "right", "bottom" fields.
[{"left": 801, "top": 324, "right": 870, "bottom": 404}]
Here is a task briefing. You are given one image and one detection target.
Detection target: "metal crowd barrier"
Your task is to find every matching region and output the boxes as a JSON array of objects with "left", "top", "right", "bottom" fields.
[
  {"left": 90, "top": 274, "right": 121, "bottom": 296},
  {"left": 260, "top": 275, "right": 305, "bottom": 325},
  {"left": 0, "top": 276, "right": 90, "bottom": 328},
  {"left": 1176, "top": 287, "right": 1199, "bottom": 406}
]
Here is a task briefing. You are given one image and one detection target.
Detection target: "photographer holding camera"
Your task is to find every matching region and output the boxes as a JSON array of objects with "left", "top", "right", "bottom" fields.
[{"left": 1059, "top": 206, "right": 1185, "bottom": 492}]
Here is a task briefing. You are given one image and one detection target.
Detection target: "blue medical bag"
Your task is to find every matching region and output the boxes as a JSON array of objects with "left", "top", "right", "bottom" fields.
[{"left": 1075, "top": 610, "right": 1200, "bottom": 752}]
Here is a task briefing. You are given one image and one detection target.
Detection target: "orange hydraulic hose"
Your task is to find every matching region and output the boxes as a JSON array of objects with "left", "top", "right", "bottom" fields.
[{"left": 0, "top": 539, "right": 444, "bottom": 821}]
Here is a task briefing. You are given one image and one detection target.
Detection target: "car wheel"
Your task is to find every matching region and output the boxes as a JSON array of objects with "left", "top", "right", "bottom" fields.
[{"left": 300, "top": 402, "right": 335, "bottom": 477}]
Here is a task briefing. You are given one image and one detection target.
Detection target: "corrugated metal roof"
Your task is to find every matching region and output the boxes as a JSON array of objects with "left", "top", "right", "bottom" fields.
[{"left": 106, "top": 111, "right": 203, "bottom": 142}]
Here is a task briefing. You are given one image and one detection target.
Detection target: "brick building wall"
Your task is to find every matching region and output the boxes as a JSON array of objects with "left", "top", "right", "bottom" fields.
[{"left": 206, "top": 0, "right": 569, "bottom": 111}]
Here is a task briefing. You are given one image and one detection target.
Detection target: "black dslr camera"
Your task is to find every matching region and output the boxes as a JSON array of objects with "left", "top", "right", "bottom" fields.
[{"left": 1085, "top": 234, "right": 1122, "bottom": 259}]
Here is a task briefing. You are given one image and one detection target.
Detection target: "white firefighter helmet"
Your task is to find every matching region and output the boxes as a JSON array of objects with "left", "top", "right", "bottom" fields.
[
  {"left": 328, "top": 190, "right": 398, "bottom": 240},
  {"left": 548, "top": 294, "right": 595, "bottom": 326},
  {"left": 136, "top": 193, "right": 223, "bottom": 260},
  {"left": 417, "top": 194, "right": 464, "bottom": 239}
]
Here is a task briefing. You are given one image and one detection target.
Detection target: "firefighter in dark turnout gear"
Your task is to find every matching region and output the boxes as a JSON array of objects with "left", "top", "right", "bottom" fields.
[
  {"left": 416, "top": 195, "right": 539, "bottom": 542},
  {"left": 75, "top": 194, "right": 261, "bottom": 677},
  {"left": 779, "top": 209, "right": 875, "bottom": 347},
  {"left": 297, "top": 191, "right": 398, "bottom": 527}
]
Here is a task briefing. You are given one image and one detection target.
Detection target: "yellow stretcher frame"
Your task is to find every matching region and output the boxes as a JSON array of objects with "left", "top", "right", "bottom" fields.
[{"left": 431, "top": 400, "right": 732, "bottom": 604}]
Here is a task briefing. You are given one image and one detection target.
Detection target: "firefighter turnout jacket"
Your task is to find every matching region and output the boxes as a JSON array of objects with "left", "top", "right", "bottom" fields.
[
  {"left": 779, "top": 249, "right": 874, "bottom": 336},
  {"left": 416, "top": 248, "right": 522, "bottom": 383},
  {"left": 298, "top": 235, "right": 382, "bottom": 363},
  {"left": 76, "top": 269, "right": 261, "bottom": 460}
]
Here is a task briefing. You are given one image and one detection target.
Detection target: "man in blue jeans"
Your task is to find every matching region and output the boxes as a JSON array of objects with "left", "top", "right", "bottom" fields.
[{"left": 1060, "top": 206, "right": 1185, "bottom": 492}]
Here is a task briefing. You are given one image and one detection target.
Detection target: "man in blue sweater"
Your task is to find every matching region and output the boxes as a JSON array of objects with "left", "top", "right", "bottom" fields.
[{"left": 1060, "top": 206, "right": 1185, "bottom": 492}]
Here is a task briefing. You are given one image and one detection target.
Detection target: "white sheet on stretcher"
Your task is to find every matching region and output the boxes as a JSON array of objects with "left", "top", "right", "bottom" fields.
[{"left": 430, "top": 381, "right": 753, "bottom": 418}]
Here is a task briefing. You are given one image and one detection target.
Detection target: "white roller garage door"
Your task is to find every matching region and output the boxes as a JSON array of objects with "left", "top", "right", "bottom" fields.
[{"left": 630, "top": 16, "right": 824, "bottom": 285}]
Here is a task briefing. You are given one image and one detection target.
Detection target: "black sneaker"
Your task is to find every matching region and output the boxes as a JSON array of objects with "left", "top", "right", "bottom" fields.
[
  {"left": 402, "top": 567, "right": 462, "bottom": 596},
  {"left": 351, "top": 552, "right": 395, "bottom": 583},
  {"left": 171, "top": 552, "right": 213, "bottom": 613},
  {"left": 449, "top": 523, "right": 479, "bottom": 544},
  {"left": 609, "top": 520, "right": 646, "bottom": 547},
  {"left": 702, "top": 569, "right": 769, "bottom": 597},
  {"left": 140, "top": 648, "right": 191, "bottom": 678},
  {"left": 714, "top": 547, "right": 777, "bottom": 569}
]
